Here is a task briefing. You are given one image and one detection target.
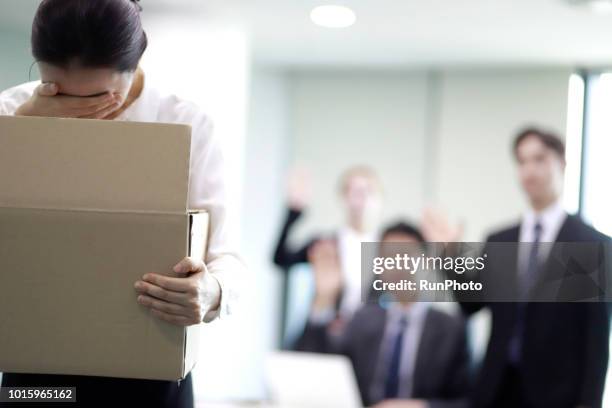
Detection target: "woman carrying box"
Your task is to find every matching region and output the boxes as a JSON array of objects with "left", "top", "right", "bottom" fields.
[{"left": 0, "top": 0, "right": 245, "bottom": 406}]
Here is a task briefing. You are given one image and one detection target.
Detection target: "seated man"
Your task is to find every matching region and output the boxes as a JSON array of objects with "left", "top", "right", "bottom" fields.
[{"left": 296, "top": 222, "right": 471, "bottom": 408}]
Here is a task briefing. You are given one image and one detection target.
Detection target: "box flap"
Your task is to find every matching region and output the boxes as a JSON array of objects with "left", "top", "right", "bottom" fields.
[
  {"left": 181, "top": 212, "right": 210, "bottom": 377},
  {"left": 0, "top": 116, "right": 191, "bottom": 214}
]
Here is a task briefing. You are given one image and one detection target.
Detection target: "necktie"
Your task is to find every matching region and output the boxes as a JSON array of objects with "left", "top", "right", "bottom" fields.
[
  {"left": 519, "top": 222, "right": 543, "bottom": 298},
  {"left": 508, "top": 221, "right": 543, "bottom": 365},
  {"left": 384, "top": 316, "right": 408, "bottom": 399}
]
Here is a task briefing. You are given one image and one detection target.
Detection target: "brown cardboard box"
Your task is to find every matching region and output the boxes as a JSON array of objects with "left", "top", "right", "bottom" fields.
[{"left": 0, "top": 115, "right": 208, "bottom": 381}]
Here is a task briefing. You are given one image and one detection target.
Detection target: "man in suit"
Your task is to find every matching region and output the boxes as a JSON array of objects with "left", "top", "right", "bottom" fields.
[
  {"left": 296, "top": 222, "right": 471, "bottom": 408},
  {"left": 424, "top": 127, "right": 610, "bottom": 408}
]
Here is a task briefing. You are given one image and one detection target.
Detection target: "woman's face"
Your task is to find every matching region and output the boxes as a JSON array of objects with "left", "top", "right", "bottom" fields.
[{"left": 39, "top": 61, "right": 134, "bottom": 103}]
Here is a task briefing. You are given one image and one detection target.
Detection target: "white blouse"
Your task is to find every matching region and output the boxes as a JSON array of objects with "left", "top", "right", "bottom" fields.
[{"left": 0, "top": 81, "right": 244, "bottom": 321}]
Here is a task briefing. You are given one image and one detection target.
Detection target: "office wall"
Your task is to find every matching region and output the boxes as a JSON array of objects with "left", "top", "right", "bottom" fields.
[
  {"left": 234, "top": 67, "right": 292, "bottom": 398},
  {"left": 282, "top": 68, "right": 571, "bottom": 241},
  {"left": 0, "top": 28, "right": 38, "bottom": 90},
  {"left": 288, "top": 71, "right": 431, "bottom": 240},
  {"left": 433, "top": 69, "right": 571, "bottom": 240}
]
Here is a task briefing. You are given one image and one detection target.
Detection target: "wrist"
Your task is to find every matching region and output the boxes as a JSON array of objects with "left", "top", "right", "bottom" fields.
[
  {"left": 201, "top": 271, "right": 221, "bottom": 321},
  {"left": 15, "top": 101, "right": 32, "bottom": 116},
  {"left": 312, "top": 294, "right": 336, "bottom": 311}
]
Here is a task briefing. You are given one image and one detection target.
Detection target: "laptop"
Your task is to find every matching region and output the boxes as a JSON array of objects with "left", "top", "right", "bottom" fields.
[{"left": 265, "top": 351, "right": 363, "bottom": 408}]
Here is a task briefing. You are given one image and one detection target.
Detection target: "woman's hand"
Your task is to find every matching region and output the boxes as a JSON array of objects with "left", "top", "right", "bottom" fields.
[
  {"left": 15, "top": 82, "right": 123, "bottom": 119},
  {"left": 133, "top": 257, "right": 221, "bottom": 326},
  {"left": 421, "top": 207, "right": 464, "bottom": 242},
  {"left": 286, "top": 166, "right": 312, "bottom": 211}
]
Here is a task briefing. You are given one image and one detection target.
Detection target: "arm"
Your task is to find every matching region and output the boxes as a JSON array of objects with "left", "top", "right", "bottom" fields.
[
  {"left": 272, "top": 208, "right": 314, "bottom": 269},
  {"left": 1, "top": 81, "right": 118, "bottom": 118},
  {"left": 137, "top": 114, "right": 245, "bottom": 322},
  {"left": 294, "top": 239, "right": 344, "bottom": 352},
  {"left": 133, "top": 114, "right": 246, "bottom": 324},
  {"left": 0, "top": 94, "right": 7, "bottom": 115},
  {"left": 0, "top": 83, "right": 34, "bottom": 116},
  {"left": 420, "top": 209, "right": 485, "bottom": 316},
  {"left": 444, "top": 242, "right": 487, "bottom": 317},
  {"left": 187, "top": 116, "right": 246, "bottom": 321}
]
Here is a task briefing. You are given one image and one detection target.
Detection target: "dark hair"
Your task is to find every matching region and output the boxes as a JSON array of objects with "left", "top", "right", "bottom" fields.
[
  {"left": 513, "top": 127, "right": 565, "bottom": 160},
  {"left": 32, "top": 0, "right": 147, "bottom": 72},
  {"left": 381, "top": 221, "right": 425, "bottom": 243}
]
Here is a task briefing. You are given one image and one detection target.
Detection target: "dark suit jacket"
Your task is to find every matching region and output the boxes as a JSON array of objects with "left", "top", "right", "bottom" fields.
[
  {"left": 296, "top": 304, "right": 471, "bottom": 408},
  {"left": 459, "top": 215, "right": 610, "bottom": 408},
  {"left": 272, "top": 208, "right": 317, "bottom": 270},
  {"left": 272, "top": 207, "right": 349, "bottom": 334}
]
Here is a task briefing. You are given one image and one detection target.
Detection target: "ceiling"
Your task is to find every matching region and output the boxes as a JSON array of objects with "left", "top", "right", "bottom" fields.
[{"left": 2, "top": 0, "right": 612, "bottom": 68}]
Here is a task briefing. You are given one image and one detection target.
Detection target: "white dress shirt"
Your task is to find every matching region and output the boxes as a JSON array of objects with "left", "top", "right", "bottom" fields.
[
  {"left": 0, "top": 80, "right": 246, "bottom": 321},
  {"left": 519, "top": 199, "right": 567, "bottom": 244},
  {"left": 337, "top": 226, "right": 376, "bottom": 317}
]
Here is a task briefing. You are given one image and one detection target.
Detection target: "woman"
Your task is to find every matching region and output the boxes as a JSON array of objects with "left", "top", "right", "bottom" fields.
[
  {"left": 0, "top": 0, "right": 243, "bottom": 406},
  {"left": 273, "top": 166, "right": 382, "bottom": 347}
]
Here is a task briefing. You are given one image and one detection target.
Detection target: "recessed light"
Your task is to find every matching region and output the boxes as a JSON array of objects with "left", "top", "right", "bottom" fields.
[{"left": 310, "top": 5, "right": 357, "bottom": 28}]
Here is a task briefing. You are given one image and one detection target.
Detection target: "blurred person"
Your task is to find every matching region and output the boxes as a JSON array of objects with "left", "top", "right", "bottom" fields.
[
  {"left": 296, "top": 222, "right": 471, "bottom": 408},
  {"left": 423, "top": 127, "right": 610, "bottom": 408},
  {"left": 273, "top": 165, "right": 383, "bottom": 342},
  {"left": 0, "top": 1, "right": 245, "bottom": 407}
]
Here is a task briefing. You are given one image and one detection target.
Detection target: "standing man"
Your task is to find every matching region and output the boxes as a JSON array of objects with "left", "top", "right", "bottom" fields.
[{"left": 424, "top": 127, "right": 610, "bottom": 408}]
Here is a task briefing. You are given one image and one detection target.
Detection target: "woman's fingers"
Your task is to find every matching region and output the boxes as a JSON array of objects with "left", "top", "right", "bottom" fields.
[
  {"left": 80, "top": 101, "right": 122, "bottom": 119},
  {"left": 77, "top": 92, "right": 119, "bottom": 108},
  {"left": 134, "top": 259, "right": 210, "bottom": 327},
  {"left": 134, "top": 280, "right": 192, "bottom": 306},
  {"left": 137, "top": 294, "right": 186, "bottom": 315},
  {"left": 150, "top": 309, "right": 192, "bottom": 326},
  {"left": 173, "top": 256, "right": 205, "bottom": 275},
  {"left": 68, "top": 94, "right": 118, "bottom": 115},
  {"left": 142, "top": 272, "right": 195, "bottom": 293}
]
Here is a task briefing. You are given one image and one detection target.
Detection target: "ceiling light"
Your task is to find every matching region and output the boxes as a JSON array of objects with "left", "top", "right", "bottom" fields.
[{"left": 310, "top": 5, "right": 356, "bottom": 28}]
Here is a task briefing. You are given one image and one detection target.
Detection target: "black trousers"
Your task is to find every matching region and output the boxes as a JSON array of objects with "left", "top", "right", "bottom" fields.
[{"left": 0, "top": 372, "right": 194, "bottom": 408}]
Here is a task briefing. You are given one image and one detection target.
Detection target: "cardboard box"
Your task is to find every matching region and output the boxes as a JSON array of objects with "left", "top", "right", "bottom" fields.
[{"left": 0, "top": 116, "right": 208, "bottom": 381}]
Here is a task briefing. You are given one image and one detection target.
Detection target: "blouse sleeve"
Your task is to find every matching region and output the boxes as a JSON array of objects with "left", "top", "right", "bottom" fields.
[
  {"left": 0, "top": 99, "right": 7, "bottom": 115},
  {"left": 0, "top": 81, "right": 39, "bottom": 115},
  {"left": 187, "top": 109, "right": 246, "bottom": 322}
]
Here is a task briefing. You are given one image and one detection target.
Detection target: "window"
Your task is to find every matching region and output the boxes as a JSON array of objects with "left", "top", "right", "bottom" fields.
[
  {"left": 569, "top": 70, "right": 612, "bottom": 407},
  {"left": 581, "top": 72, "right": 612, "bottom": 236}
]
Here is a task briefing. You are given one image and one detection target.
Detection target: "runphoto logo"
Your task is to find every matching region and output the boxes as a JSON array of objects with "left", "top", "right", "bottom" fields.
[{"left": 372, "top": 253, "right": 487, "bottom": 275}]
